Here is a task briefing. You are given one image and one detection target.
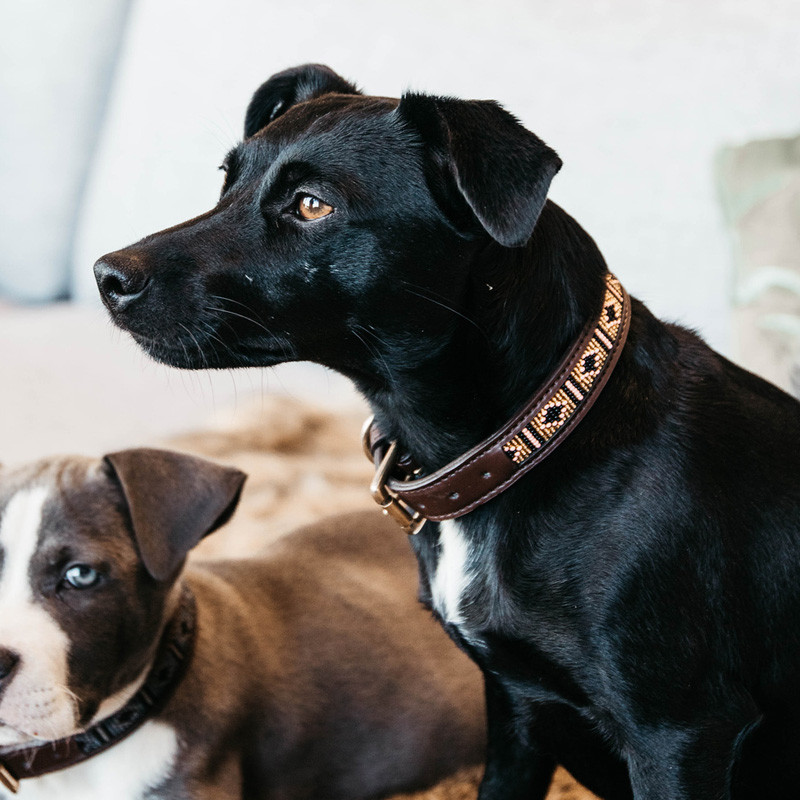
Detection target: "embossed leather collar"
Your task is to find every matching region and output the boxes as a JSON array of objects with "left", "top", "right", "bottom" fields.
[
  {"left": 362, "top": 273, "right": 631, "bottom": 534},
  {"left": 0, "top": 585, "right": 196, "bottom": 793}
]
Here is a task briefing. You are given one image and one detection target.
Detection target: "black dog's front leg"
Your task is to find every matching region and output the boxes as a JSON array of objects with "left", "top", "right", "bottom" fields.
[
  {"left": 626, "top": 709, "right": 761, "bottom": 800},
  {"left": 478, "top": 673, "right": 556, "bottom": 800}
]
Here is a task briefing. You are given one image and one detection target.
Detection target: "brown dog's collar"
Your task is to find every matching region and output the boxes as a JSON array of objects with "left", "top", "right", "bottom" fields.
[
  {"left": 0, "top": 585, "right": 196, "bottom": 793},
  {"left": 362, "top": 272, "right": 631, "bottom": 534}
]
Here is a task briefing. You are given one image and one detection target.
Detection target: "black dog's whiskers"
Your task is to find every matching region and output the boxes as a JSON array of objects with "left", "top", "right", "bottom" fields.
[
  {"left": 178, "top": 323, "right": 209, "bottom": 370},
  {"left": 205, "top": 299, "right": 281, "bottom": 342},
  {"left": 194, "top": 319, "right": 247, "bottom": 403},
  {"left": 399, "top": 281, "right": 487, "bottom": 337},
  {"left": 173, "top": 325, "right": 194, "bottom": 369},
  {"left": 208, "top": 294, "right": 266, "bottom": 317},
  {"left": 351, "top": 324, "right": 396, "bottom": 385},
  {"left": 176, "top": 324, "right": 217, "bottom": 402},
  {"left": 178, "top": 322, "right": 208, "bottom": 369},
  {"left": 202, "top": 309, "right": 240, "bottom": 344},
  {"left": 196, "top": 319, "right": 238, "bottom": 361}
]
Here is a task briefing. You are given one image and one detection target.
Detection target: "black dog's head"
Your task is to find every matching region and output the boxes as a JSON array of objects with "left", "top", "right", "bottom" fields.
[{"left": 94, "top": 64, "right": 562, "bottom": 394}]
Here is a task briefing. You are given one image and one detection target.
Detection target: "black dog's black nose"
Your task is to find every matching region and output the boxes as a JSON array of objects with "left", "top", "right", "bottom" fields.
[
  {"left": 94, "top": 254, "right": 151, "bottom": 311},
  {"left": 0, "top": 648, "right": 19, "bottom": 683}
]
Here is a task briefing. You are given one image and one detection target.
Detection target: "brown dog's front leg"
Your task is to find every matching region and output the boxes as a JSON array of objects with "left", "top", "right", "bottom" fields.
[{"left": 477, "top": 674, "right": 556, "bottom": 800}]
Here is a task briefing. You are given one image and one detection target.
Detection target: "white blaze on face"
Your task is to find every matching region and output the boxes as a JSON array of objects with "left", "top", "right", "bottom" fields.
[{"left": 0, "top": 485, "right": 74, "bottom": 746}]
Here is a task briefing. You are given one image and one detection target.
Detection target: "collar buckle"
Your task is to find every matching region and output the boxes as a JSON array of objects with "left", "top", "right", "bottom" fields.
[{"left": 362, "top": 418, "right": 426, "bottom": 535}]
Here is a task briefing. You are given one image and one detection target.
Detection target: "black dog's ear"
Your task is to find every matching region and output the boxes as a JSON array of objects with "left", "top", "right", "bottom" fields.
[
  {"left": 397, "top": 93, "right": 562, "bottom": 248},
  {"left": 244, "top": 63, "right": 360, "bottom": 137},
  {"left": 103, "top": 448, "right": 246, "bottom": 581}
]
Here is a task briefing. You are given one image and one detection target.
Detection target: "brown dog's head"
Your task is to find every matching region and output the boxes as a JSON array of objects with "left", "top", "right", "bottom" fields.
[
  {"left": 0, "top": 449, "right": 244, "bottom": 746},
  {"left": 93, "top": 64, "right": 562, "bottom": 393}
]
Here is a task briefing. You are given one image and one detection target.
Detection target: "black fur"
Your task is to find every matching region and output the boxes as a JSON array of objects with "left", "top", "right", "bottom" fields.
[
  {"left": 397, "top": 94, "right": 562, "bottom": 247},
  {"left": 95, "top": 65, "right": 800, "bottom": 800},
  {"left": 244, "top": 63, "right": 360, "bottom": 137}
]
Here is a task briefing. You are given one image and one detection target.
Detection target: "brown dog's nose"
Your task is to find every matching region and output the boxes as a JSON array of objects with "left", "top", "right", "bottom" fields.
[
  {"left": 94, "top": 254, "right": 151, "bottom": 312},
  {"left": 0, "top": 648, "right": 19, "bottom": 684}
]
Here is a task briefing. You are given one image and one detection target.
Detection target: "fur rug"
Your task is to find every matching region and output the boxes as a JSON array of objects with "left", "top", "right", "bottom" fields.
[{"left": 167, "top": 396, "right": 599, "bottom": 800}]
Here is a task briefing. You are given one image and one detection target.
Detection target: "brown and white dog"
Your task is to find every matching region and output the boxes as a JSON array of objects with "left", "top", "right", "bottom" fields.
[{"left": 0, "top": 448, "right": 484, "bottom": 800}]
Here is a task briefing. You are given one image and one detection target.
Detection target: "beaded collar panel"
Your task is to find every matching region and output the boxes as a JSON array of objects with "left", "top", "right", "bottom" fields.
[{"left": 363, "top": 272, "right": 631, "bottom": 533}]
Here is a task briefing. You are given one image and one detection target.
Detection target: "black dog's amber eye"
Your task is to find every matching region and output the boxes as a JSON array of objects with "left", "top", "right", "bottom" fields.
[{"left": 296, "top": 195, "right": 334, "bottom": 221}]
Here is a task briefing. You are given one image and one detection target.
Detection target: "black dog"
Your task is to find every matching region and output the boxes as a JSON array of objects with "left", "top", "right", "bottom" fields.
[{"left": 94, "top": 64, "right": 800, "bottom": 799}]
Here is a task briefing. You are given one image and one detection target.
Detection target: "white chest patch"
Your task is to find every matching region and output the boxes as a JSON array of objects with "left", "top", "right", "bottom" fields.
[
  {"left": 430, "top": 520, "right": 473, "bottom": 626},
  {"left": 1, "top": 721, "right": 180, "bottom": 800}
]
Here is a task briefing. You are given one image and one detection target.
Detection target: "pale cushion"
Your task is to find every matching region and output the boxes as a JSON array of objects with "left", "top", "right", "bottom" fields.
[{"left": 717, "top": 135, "right": 800, "bottom": 397}]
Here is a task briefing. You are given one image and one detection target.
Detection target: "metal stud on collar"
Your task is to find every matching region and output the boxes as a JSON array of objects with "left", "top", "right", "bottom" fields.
[{"left": 0, "top": 763, "right": 20, "bottom": 793}]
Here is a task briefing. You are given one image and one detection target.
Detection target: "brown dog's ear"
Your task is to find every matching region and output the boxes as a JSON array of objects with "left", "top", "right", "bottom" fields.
[
  {"left": 397, "top": 93, "right": 562, "bottom": 248},
  {"left": 244, "top": 64, "right": 360, "bottom": 137},
  {"left": 103, "top": 448, "right": 246, "bottom": 581}
]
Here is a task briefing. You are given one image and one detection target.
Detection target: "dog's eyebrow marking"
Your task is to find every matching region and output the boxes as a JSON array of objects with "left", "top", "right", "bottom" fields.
[{"left": 0, "top": 486, "right": 50, "bottom": 604}]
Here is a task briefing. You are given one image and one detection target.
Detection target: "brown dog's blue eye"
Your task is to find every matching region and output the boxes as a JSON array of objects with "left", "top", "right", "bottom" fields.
[
  {"left": 295, "top": 194, "right": 334, "bottom": 221},
  {"left": 63, "top": 564, "right": 100, "bottom": 590}
]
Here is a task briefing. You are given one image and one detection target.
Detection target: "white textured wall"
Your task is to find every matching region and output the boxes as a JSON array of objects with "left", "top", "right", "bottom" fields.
[
  {"left": 70, "top": 0, "right": 800, "bottom": 356},
  {"left": 0, "top": 0, "right": 130, "bottom": 301}
]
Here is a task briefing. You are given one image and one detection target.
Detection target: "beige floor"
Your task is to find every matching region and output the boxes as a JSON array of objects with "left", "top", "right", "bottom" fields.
[{"left": 0, "top": 302, "right": 365, "bottom": 465}]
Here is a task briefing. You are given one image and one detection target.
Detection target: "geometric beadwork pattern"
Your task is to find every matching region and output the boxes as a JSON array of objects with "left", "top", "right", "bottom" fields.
[{"left": 503, "top": 273, "right": 627, "bottom": 466}]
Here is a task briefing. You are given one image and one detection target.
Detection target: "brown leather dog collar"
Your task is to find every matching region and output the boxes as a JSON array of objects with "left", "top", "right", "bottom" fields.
[
  {"left": 0, "top": 585, "right": 196, "bottom": 793},
  {"left": 362, "top": 273, "right": 631, "bottom": 534}
]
